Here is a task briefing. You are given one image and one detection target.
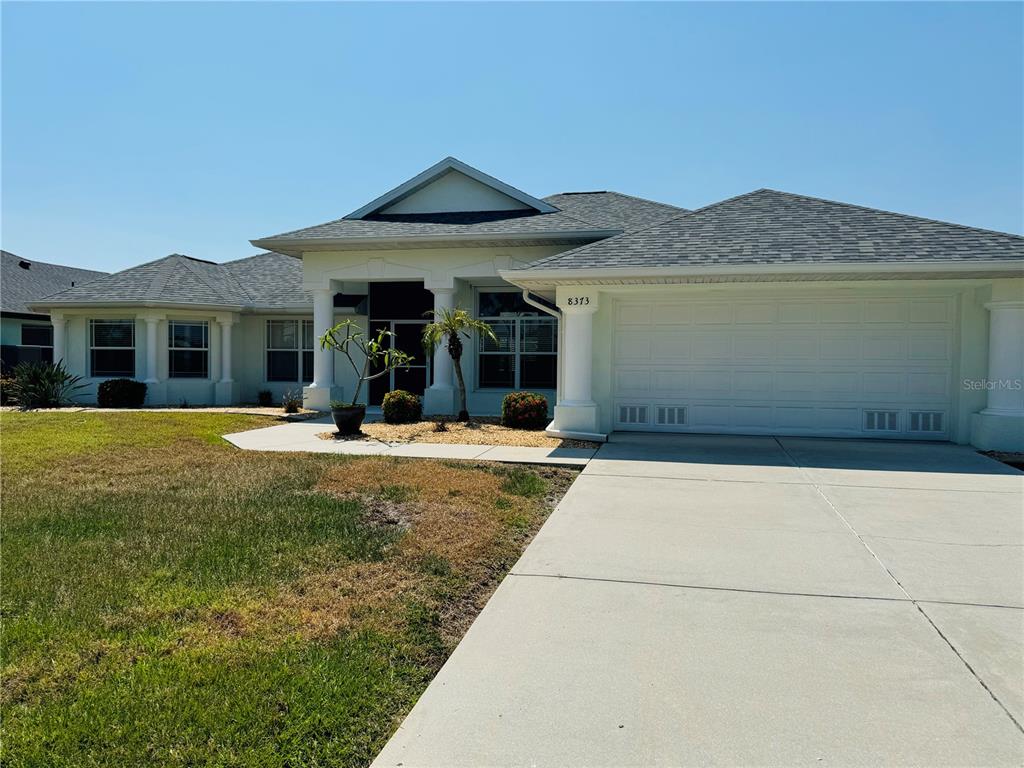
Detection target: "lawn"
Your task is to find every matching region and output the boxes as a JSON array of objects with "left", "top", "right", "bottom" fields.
[{"left": 0, "top": 411, "right": 574, "bottom": 767}]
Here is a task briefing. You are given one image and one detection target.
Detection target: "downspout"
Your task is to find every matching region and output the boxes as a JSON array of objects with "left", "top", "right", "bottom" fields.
[{"left": 520, "top": 289, "right": 563, "bottom": 405}]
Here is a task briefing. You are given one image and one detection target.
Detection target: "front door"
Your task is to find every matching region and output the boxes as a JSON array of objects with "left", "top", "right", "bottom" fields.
[{"left": 368, "top": 320, "right": 430, "bottom": 405}]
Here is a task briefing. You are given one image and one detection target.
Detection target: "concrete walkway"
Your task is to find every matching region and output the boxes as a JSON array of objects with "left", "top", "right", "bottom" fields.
[
  {"left": 222, "top": 417, "right": 598, "bottom": 466},
  {"left": 372, "top": 433, "right": 1024, "bottom": 767}
]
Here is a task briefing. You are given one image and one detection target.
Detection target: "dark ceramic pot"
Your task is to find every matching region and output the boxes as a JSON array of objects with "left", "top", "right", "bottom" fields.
[{"left": 331, "top": 405, "right": 366, "bottom": 435}]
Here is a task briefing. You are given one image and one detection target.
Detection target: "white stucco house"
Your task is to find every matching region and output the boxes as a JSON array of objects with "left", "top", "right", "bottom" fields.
[{"left": 29, "top": 157, "right": 1024, "bottom": 450}]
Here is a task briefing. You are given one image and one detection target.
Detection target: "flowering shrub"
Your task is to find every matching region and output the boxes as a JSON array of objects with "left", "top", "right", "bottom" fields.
[{"left": 501, "top": 391, "right": 549, "bottom": 430}]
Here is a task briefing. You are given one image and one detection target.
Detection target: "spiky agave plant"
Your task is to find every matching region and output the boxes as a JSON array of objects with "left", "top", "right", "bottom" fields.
[{"left": 422, "top": 307, "right": 497, "bottom": 422}]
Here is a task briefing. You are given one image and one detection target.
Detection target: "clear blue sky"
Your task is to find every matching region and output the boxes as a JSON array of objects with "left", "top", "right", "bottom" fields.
[{"left": 2, "top": 2, "right": 1021, "bottom": 273}]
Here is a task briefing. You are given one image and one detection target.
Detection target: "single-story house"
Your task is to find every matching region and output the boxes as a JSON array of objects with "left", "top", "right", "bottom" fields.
[
  {"left": 29, "top": 156, "right": 1024, "bottom": 450},
  {"left": 1, "top": 250, "right": 107, "bottom": 373}
]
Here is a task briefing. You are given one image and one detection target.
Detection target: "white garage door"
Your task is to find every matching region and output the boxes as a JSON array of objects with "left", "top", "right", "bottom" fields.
[{"left": 612, "top": 296, "right": 955, "bottom": 439}]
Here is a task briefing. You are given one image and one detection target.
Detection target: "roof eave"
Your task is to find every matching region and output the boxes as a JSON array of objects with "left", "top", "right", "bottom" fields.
[
  {"left": 251, "top": 229, "right": 621, "bottom": 256},
  {"left": 500, "top": 260, "right": 1023, "bottom": 287},
  {"left": 28, "top": 300, "right": 248, "bottom": 313}
]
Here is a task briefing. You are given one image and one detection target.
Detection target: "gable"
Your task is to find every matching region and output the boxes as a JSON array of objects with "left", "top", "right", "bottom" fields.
[{"left": 380, "top": 170, "right": 533, "bottom": 214}]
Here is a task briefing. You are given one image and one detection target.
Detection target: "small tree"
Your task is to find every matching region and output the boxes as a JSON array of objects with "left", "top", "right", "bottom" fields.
[
  {"left": 422, "top": 307, "right": 497, "bottom": 422},
  {"left": 319, "top": 320, "right": 415, "bottom": 407}
]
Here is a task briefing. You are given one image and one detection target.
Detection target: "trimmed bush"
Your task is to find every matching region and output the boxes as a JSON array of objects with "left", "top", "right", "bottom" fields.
[
  {"left": 501, "top": 391, "right": 549, "bottom": 430},
  {"left": 97, "top": 378, "right": 147, "bottom": 408},
  {"left": 256, "top": 390, "right": 273, "bottom": 407},
  {"left": 382, "top": 389, "right": 422, "bottom": 424}
]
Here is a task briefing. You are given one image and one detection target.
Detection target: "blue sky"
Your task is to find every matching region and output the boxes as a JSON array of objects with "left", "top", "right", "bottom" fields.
[{"left": 2, "top": 2, "right": 1021, "bottom": 273}]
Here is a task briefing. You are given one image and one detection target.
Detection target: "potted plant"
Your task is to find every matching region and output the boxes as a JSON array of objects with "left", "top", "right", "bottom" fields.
[{"left": 320, "top": 320, "right": 415, "bottom": 435}]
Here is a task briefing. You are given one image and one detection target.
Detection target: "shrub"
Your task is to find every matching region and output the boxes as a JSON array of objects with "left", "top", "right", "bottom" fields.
[
  {"left": 256, "top": 389, "right": 273, "bottom": 407},
  {"left": 96, "top": 378, "right": 147, "bottom": 408},
  {"left": 501, "top": 391, "right": 549, "bottom": 430},
  {"left": 8, "top": 361, "right": 87, "bottom": 409},
  {"left": 382, "top": 389, "right": 422, "bottom": 424},
  {"left": 0, "top": 374, "right": 13, "bottom": 405},
  {"left": 282, "top": 389, "right": 302, "bottom": 414}
]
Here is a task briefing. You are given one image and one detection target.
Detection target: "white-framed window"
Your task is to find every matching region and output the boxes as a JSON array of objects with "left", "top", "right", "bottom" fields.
[
  {"left": 90, "top": 319, "right": 135, "bottom": 378},
  {"left": 477, "top": 289, "right": 557, "bottom": 390},
  {"left": 266, "top": 319, "right": 315, "bottom": 383},
  {"left": 168, "top": 321, "right": 209, "bottom": 379}
]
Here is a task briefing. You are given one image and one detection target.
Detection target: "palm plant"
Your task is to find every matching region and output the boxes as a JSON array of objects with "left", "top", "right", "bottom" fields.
[{"left": 422, "top": 307, "right": 497, "bottom": 422}]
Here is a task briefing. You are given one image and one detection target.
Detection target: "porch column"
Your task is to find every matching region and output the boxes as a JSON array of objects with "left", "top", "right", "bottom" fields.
[
  {"left": 422, "top": 286, "right": 458, "bottom": 416},
  {"left": 304, "top": 287, "right": 341, "bottom": 411},
  {"left": 548, "top": 288, "right": 603, "bottom": 439},
  {"left": 51, "top": 313, "right": 66, "bottom": 366},
  {"left": 143, "top": 316, "right": 160, "bottom": 384},
  {"left": 971, "top": 284, "right": 1024, "bottom": 451},
  {"left": 311, "top": 288, "right": 335, "bottom": 389},
  {"left": 982, "top": 300, "right": 1024, "bottom": 416},
  {"left": 218, "top": 318, "right": 234, "bottom": 383},
  {"left": 214, "top": 316, "right": 238, "bottom": 406}
]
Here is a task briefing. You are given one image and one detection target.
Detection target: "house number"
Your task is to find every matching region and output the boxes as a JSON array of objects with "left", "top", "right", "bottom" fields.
[{"left": 566, "top": 296, "right": 591, "bottom": 306}]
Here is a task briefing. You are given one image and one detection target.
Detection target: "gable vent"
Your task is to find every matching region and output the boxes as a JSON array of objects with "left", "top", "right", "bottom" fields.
[
  {"left": 655, "top": 406, "right": 687, "bottom": 426},
  {"left": 909, "top": 411, "right": 945, "bottom": 433},
  {"left": 618, "top": 405, "right": 649, "bottom": 426},
  {"left": 864, "top": 410, "right": 900, "bottom": 432}
]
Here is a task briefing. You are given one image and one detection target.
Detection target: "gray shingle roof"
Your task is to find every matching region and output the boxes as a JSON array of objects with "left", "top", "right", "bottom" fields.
[
  {"left": 252, "top": 191, "right": 687, "bottom": 247},
  {"left": 1, "top": 251, "right": 108, "bottom": 315},
  {"left": 34, "top": 252, "right": 308, "bottom": 310},
  {"left": 517, "top": 189, "right": 1024, "bottom": 271}
]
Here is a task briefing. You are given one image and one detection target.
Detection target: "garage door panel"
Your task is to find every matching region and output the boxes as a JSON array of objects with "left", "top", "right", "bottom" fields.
[{"left": 612, "top": 296, "right": 954, "bottom": 439}]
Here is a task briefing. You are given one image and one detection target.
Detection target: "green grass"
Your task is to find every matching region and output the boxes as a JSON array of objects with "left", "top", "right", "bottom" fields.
[{"left": 0, "top": 411, "right": 562, "bottom": 767}]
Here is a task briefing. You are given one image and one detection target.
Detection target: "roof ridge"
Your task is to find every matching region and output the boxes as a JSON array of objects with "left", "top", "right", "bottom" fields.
[
  {"left": 147, "top": 255, "right": 179, "bottom": 301},
  {"left": 759, "top": 188, "right": 1024, "bottom": 240},
  {"left": 545, "top": 190, "right": 688, "bottom": 214},
  {"left": 521, "top": 189, "right": 764, "bottom": 270}
]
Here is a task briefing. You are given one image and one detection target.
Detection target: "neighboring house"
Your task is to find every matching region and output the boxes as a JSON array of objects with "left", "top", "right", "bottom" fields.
[
  {"left": 1, "top": 250, "right": 107, "bottom": 373},
  {"left": 30, "top": 156, "right": 1024, "bottom": 450}
]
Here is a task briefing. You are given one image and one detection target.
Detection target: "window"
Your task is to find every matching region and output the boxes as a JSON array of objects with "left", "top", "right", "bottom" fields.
[
  {"left": 478, "top": 290, "right": 557, "bottom": 390},
  {"left": 21, "top": 324, "right": 53, "bottom": 347},
  {"left": 168, "top": 321, "right": 209, "bottom": 379},
  {"left": 90, "top": 320, "right": 135, "bottom": 377},
  {"left": 266, "top": 320, "right": 315, "bottom": 382}
]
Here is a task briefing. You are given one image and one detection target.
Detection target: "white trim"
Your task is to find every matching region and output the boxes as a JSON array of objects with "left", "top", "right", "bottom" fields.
[
  {"left": 344, "top": 157, "right": 558, "bottom": 219},
  {"left": 252, "top": 229, "right": 618, "bottom": 255},
  {"left": 500, "top": 260, "right": 1022, "bottom": 285}
]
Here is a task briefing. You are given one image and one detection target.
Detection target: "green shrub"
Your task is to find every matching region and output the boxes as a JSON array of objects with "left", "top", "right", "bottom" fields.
[
  {"left": 0, "top": 374, "right": 14, "bottom": 405},
  {"left": 382, "top": 389, "right": 422, "bottom": 424},
  {"left": 282, "top": 390, "right": 302, "bottom": 414},
  {"left": 501, "top": 391, "right": 549, "bottom": 430},
  {"left": 256, "top": 389, "right": 273, "bottom": 407},
  {"left": 8, "top": 361, "right": 87, "bottom": 409},
  {"left": 96, "top": 378, "right": 147, "bottom": 408}
]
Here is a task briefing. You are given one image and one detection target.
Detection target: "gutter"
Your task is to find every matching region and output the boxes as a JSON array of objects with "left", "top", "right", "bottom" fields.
[
  {"left": 251, "top": 229, "right": 621, "bottom": 255},
  {"left": 520, "top": 288, "right": 567, "bottom": 433}
]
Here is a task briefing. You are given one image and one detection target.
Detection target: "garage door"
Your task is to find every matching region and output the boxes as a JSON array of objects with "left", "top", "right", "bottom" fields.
[{"left": 612, "top": 296, "right": 955, "bottom": 439}]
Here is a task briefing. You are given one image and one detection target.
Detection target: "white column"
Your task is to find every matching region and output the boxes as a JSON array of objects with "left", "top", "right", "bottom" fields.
[
  {"left": 51, "top": 314, "right": 66, "bottom": 366},
  {"left": 549, "top": 288, "right": 602, "bottom": 438},
  {"left": 311, "top": 288, "right": 335, "bottom": 389},
  {"left": 429, "top": 288, "right": 455, "bottom": 389},
  {"left": 218, "top": 319, "right": 234, "bottom": 383},
  {"left": 143, "top": 316, "right": 159, "bottom": 384},
  {"left": 982, "top": 300, "right": 1024, "bottom": 416},
  {"left": 561, "top": 305, "right": 597, "bottom": 406}
]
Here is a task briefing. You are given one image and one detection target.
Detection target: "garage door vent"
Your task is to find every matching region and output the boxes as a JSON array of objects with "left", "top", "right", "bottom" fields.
[
  {"left": 909, "top": 411, "right": 944, "bottom": 433},
  {"left": 864, "top": 410, "right": 900, "bottom": 432},
  {"left": 618, "top": 405, "right": 649, "bottom": 425},
  {"left": 655, "top": 406, "right": 687, "bottom": 426}
]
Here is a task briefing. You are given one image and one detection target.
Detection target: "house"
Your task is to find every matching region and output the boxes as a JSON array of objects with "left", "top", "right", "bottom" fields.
[
  {"left": 1, "top": 250, "right": 107, "bottom": 373},
  {"left": 30, "top": 157, "right": 1024, "bottom": 450}
]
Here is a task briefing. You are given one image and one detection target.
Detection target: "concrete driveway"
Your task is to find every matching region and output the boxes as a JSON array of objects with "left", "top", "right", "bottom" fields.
[{"left": 373, "top": 434, "right": 1024, "bottom": 767}]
